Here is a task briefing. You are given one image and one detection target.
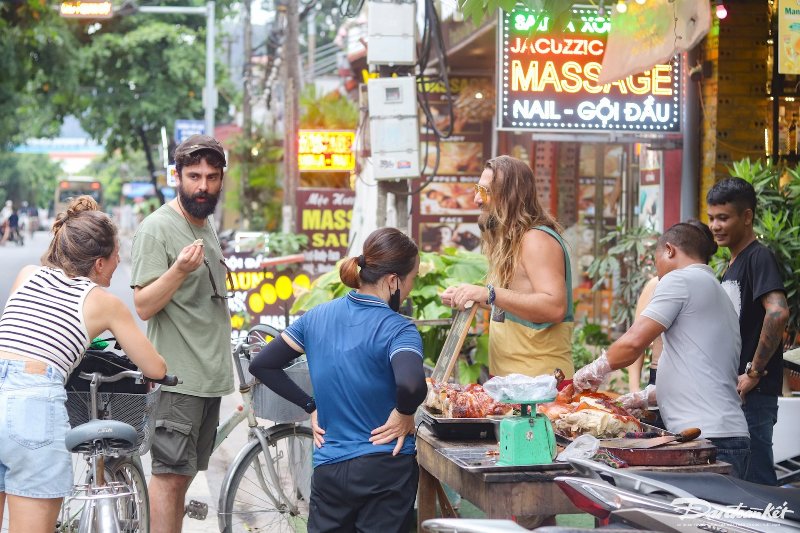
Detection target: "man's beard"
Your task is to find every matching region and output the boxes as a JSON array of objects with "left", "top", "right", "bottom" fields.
[
  {"left": 478, "top": 211, "right": 498, "bottom": 233},
  {"left": 178, "top": 185, "right": 220, "bottom": 219}
]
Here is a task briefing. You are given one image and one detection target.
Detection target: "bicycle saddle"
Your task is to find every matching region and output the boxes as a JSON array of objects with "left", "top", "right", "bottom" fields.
[{"left": 65, "top": 419, "right": 138, "bottom": 454}]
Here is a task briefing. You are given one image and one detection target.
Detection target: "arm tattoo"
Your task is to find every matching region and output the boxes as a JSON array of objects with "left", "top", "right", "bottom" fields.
[{"left": 752, "top": 291, "right": 789, "bottom": 369}]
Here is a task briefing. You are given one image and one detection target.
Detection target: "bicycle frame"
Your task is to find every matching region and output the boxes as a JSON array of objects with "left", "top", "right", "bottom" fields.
[
  {"left": 212, "top": 343, "right": 258, "bottom": 450},
  {"left": 214, "top": 339, "right": 304, "bottom": 515}
]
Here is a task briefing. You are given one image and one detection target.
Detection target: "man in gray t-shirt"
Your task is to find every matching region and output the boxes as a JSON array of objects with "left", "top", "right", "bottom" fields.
[{"left": 573, "top": 222, "right": 750, "bottom": 478}]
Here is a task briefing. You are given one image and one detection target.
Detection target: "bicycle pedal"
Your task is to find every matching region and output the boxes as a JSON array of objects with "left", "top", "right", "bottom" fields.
[{"left": 185, "top": 499, "right": 208, "bottom": 520}]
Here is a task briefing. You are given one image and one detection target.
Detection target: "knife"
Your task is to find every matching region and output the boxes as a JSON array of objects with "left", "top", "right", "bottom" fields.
[{"left": 622, "top": 427, "right": 701, "bottom": 449}]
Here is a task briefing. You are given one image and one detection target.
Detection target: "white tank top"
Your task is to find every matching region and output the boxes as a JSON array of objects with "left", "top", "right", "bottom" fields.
[{"left": 0, "top": 266, "right": 96, "bottom": 379}]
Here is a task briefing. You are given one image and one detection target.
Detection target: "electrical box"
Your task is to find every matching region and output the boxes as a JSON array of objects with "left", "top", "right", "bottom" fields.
[
  {"left": 367, "top": 1, "right": 416, "bottom": 66},
  {"left": 368, "top": 77, "right": 420, "bottom": 180}
]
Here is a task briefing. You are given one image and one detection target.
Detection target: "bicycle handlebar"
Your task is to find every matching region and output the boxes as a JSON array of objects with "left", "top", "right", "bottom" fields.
[{"left": 78, "top": 370, "right": 181, "bottom": 387}]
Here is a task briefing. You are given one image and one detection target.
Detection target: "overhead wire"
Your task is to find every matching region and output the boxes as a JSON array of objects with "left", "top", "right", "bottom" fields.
[{"left": 402, "top": 0, "right": 454, "bottom": 196}]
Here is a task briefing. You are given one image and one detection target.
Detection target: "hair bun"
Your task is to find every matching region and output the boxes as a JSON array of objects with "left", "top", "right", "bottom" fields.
[
  {"left": 52, "top": 195, "right": 100, "bottom": 233},
  {"left": 67, "top": 195, "right": 99, "bottom": 217}
]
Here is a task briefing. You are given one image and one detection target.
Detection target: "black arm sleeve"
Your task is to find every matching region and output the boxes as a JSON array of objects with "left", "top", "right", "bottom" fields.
[
  {"left": 249, "top": 335, "right": 314, "bottom": 413},
  {"left": 391, "top": 350, "right": 427, "bottom": 415}
]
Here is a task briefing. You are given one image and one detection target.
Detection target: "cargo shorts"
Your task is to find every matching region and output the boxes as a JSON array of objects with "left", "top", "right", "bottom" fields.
[{"left": 150, "top": 391, "right": 221, "bottom": 477}]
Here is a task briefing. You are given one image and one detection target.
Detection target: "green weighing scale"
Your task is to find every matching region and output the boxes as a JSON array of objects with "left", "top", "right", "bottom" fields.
[{"left": 496, "top": 397, "right": 557, "bottom": 466}]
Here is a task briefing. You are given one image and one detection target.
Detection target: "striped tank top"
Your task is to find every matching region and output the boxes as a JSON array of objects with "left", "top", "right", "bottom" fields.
[{"left": 0, "top": 267, "right": 97, "bottom": 379}]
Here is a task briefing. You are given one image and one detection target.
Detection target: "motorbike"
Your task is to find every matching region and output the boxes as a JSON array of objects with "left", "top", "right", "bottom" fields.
[{"left": 421, "top": 457, "right": 800, "bottom": 532}]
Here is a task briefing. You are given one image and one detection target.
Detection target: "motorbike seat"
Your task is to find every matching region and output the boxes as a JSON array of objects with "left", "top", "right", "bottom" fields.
[{"left": 636, "top": 471, "right": 800, "bottom": 521}]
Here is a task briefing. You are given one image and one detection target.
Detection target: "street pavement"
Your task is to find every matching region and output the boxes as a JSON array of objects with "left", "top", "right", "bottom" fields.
[{"left": 0, "top": 230, "right": 246, "bottom": 533}]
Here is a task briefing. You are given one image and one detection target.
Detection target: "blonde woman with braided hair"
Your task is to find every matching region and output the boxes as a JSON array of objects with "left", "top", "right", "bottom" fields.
[
  {"left": 0, "top": 195, "right": 166, "bottom": 533},
  {"left": 442, "top": 155, "right": 575, "bottom": 379}
]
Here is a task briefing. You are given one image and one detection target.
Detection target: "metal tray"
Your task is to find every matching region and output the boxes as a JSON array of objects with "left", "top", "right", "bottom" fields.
[
  {"left": 418, "top": 406, "right": 500, "bottom": 441},
  {"left": 436, "top": 445, "right": 568, "bottom": 473}
]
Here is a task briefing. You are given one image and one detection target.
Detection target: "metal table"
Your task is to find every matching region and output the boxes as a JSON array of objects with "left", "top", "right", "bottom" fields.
[{"left": 416, "top": 425, "right": 732, "bottom": 528}]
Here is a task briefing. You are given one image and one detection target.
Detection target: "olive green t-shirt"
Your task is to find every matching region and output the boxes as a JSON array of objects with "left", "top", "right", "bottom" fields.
[{"left": 130, "top": 204, "right": 234, "bottom": 397}]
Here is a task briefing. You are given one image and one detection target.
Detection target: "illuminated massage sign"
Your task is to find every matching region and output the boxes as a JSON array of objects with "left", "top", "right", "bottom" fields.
[
  {"left": 498, "top": 7, "right": 681, "bottom": 132},
  {"left": 298, "top": 130, "right": 356, "bottom": 172}
]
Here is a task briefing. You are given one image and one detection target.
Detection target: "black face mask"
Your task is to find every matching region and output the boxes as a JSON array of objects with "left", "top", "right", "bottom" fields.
[{"left": 389, "top": 279, "right": 401, "bottom": 312}]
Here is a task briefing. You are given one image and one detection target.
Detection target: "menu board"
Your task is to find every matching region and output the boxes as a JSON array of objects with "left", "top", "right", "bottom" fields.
[{"left": 412, "top": 77, "right": 494, "bottom": 253}]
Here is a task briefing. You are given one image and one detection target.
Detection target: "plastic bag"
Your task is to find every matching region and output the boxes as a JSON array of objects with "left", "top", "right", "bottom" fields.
[
  {"left": 482, "top": 373, "right": 557, "bottom": 403},
  {"left": 556, "top": 434, "right": 600, "bottom": 462}
]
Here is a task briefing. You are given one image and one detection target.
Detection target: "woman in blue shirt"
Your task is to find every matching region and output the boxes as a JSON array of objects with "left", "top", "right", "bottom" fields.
[{"left": 249, "top": 227, "right": 427, "bottom": 532}]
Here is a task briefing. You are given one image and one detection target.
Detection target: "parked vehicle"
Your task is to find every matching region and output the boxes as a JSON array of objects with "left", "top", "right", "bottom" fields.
[
  {"left": 422, "top": 458, "right": 800, "bottom": 532},
  {"left": 555, "top": 458, "right": 800, "bottom": 532}
]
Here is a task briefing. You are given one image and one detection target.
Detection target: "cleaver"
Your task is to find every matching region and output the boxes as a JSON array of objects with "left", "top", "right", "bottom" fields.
[{"left": 621, "top": 427, "right": 702, "bottom": 449}]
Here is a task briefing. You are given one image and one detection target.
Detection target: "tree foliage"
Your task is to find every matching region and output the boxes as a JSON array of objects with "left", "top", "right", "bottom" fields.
[
  {"left": 0, "top": 152, "right": 62, "bottom": 209},
  {"left": 76, "top": 22, "right": 205, "bottom": 152},
  {"left": 0, "top": 0, "right": 80, "bottom": 148},
  {"left": 74, "top": 20, "right": 234, "bottom": 200},
  {"left": 458, "top": 0, "right": 576, "bottom": 29}
]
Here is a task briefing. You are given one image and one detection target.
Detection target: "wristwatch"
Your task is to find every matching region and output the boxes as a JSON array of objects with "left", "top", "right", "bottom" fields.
[
  {"left": 486, "top": 284, "right": 496, "bottom": 306},
  {"left": 745, "top": 362, "right": 768, "bottom": 379}
]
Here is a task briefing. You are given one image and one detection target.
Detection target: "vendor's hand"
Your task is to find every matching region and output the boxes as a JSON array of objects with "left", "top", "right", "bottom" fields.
[
  {"left": 443, "top": 283, "right": 485, "bottom": 310},
  {"left": 440, "top": 286, "right": 457, "bottom": 307},
  {"left": 737, "top": 374, "right": 759, "bottom": 402},
  {"left": 617, "top": 384, "right": 656, "bottom": 417},
  {"left": 369, "top": 409, "right": 416, "bottom": 456},
  {"left": 311, "top": 410, "right": 326, "bottom": 448},
  {"left": 572, "top": 351, "right": 612, "bottom": 392},
  {"left": 174, "top": 242, "right": 205, "bottom": 274}
]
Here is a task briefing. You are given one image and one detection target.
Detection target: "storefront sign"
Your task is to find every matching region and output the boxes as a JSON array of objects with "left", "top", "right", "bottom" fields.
[
  {"left": 296, "top": 188, "right": 355, "bottom": 275},
  {"left": 298, "top": 130, "right": 355, "bottom": 172},
  {"left": 224, "top": 253, "right": 312, "bottom": 338},
  {"left": 779, "top": 0, "right": 800, "bottom": 74},
  {"left": 497, "top": 7, "right": 681, "bottom": 132},
  {"left": 59, "top": 0, "right": 112, "bottom": 18}
]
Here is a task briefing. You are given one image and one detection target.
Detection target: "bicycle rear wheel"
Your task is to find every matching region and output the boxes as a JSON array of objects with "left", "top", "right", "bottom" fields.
[
  {"left": 219, "top": 425, "right": 314, "bottom": 533},
  {"left": 107, "top": 456, "right": 149, "bottom": 532},
  {"left": 58, "top": 455, "right": 149, "bottom": 532}
]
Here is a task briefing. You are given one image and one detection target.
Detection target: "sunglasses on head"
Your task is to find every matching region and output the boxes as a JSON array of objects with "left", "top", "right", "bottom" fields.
[
  {"left": 474, "top": 183, "right": 490, "bottom": 203},
  {"left": 204, "top": 258, "right": 234, "bottom": 300}
]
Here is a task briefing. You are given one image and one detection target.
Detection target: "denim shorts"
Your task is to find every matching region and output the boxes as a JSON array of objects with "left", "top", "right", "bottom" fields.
[{"left": 0, "top": 359, "right": 72, "bottom": 498}]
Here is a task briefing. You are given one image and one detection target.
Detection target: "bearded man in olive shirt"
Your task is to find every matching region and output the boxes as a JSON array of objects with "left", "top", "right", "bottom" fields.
[{"left": 131, "top": 135, "right": 234, "bottom": 532}]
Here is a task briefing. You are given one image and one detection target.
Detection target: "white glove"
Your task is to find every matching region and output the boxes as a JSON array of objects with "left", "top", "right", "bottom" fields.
[
  {"left": 572, "top": 351, "right": 612, "bottom": 392},
  {"left": 617, "top": 384, "right": 657, "bottom": 417}
]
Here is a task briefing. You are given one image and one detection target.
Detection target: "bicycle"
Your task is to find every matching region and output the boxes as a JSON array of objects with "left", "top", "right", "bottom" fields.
[
  {"left": 57, "top": 346, "right": 178, "bottom": 533},
  {"left": 212, "top": 324, "right": 315, "bottom": 533}
]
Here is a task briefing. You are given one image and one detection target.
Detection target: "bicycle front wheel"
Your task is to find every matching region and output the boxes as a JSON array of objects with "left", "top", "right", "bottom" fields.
[
  {"left": 107, "top": 456, "right": 149, "bottom": 532},
  {"left": 219, "top": 424, "right": 314, "bottom": 533}
]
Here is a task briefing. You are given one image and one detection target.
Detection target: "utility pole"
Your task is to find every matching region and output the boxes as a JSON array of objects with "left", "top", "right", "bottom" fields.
[
  {"left": 281, "top": 0, "right": 300, "bottom": 233},
  {"left": 307, "top": 8, "right": 316, "bottom": 81},
  {"left": 241, "top": 0, "right": 252, "bottom": 229}
]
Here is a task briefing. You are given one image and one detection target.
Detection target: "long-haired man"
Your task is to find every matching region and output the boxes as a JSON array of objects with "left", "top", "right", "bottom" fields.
[{"left": 442, "top": 155, "right": 575, "bottom": 378}]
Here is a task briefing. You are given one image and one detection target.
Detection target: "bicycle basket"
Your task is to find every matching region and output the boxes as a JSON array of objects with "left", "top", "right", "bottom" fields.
[
  {"left": 65, "top": 385, "right": 161, "bottom": 456},
  {"left": 241, "top": 357, "right": 314, "bottom": 423}
]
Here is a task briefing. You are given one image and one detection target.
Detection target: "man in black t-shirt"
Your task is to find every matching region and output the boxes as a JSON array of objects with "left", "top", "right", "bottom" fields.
[{"left": 707, "top": 178, "right": 789, "bottom": 485}]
